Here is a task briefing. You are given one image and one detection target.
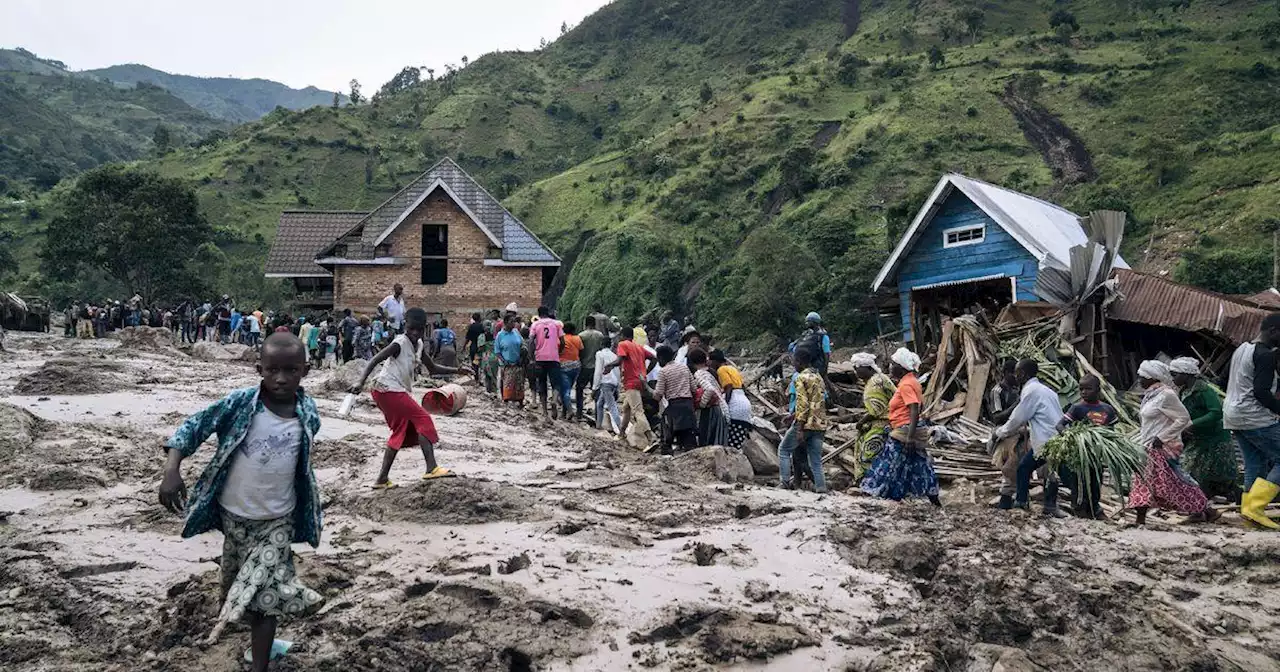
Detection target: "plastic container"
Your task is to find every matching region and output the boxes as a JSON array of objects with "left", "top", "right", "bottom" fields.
[
  {"left": 421, "top": 383, "right": 468, "bottom": 416},
  {"left": 337, "top": 393, "right": 356, "bottom": 418}
]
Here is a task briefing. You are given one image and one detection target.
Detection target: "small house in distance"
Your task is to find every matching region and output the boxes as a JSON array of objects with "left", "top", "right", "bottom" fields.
[
  {"left": 872, "top": 173, "right": 1127, "bottom": 345},
  {"left": 266, "top": 157, "right": 560, "bottom": 321}
]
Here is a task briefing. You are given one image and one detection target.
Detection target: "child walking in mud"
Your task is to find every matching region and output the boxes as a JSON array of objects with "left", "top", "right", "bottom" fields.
[
  {"left": 350, "top": 307, "right": 469, "bottom": 488},
  {"left": 157, "top": 332, "right": 324, "bottom": 672}
]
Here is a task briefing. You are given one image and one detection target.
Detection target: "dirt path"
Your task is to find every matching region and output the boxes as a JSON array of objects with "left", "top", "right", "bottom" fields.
[{"left": 1, "top": 331, "right": 1278, "bottom": 671}]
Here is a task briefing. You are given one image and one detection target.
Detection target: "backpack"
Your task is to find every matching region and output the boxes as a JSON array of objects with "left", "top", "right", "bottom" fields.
[{"left": 793, "top": 328, "right": 826, "bottom": 367}]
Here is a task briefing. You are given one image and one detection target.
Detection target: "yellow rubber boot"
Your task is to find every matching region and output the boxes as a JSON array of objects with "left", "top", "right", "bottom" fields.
[{"left": 1241, "top": 479, "right": 1280, "bottom": 530}]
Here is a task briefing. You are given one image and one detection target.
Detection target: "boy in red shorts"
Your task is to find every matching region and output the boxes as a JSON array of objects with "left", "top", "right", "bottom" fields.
[{"left": 351, "top": 307, "right": 467, "bottom": 488}]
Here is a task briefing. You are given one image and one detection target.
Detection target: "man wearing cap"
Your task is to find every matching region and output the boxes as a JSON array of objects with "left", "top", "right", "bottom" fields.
[{"left": 790, "top": 312, "right": 832, "bottom": 378}]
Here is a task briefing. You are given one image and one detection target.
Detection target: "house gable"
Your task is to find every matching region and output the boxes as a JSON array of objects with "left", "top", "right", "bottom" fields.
[
  {"left": 893, "top": 190, "right": 1040, "bottom": 336},
  {"left": 313, "top": 157, "right": 558, "bottom": 267},
  {"left": 373, "top": 179, "right": 501, "bottom": 249}
]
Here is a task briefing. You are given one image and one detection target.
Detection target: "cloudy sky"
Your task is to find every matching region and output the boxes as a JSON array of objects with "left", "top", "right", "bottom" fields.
[{"left": 2, "top": 0, "right": 612, "bottom": 92}]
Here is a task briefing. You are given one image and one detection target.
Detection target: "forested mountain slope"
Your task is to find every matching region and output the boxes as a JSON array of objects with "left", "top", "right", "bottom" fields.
[{"left": 6, "top": 0, "right": 1280, "bottom": 343}]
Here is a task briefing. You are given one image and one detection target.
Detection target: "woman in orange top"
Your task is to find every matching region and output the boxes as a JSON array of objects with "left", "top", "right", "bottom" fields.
[
  {"left": 860, "top": 347, "right": 941, "bottom": 505},
  {"left": 559, "top": 322, "right": 585, "bottom": 420}
]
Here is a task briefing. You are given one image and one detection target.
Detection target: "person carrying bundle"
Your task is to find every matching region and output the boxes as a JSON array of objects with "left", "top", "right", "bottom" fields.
[{"left": 992, "top": 359, "right": 1068, "bottom": 518}]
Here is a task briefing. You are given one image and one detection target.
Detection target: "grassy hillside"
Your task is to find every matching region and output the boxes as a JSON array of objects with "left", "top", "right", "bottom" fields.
[
  {"left": 84, "top": 64, "right": 344, "bottom": 123},
  {"left": 7, "top": 0, "right": 1280, "bottom": 343},
  {"left": 0, "top": 48, "right": 229, "bottom": 193}
]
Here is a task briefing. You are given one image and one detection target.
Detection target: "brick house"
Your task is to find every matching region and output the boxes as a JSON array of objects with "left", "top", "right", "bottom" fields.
[{"left": 265, "top": 158, "right": 560, "bottom": 321}]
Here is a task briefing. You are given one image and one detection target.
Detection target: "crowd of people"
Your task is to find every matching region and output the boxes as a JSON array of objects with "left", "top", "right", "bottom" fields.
[{"left": 149, "top": 282, "right": 1280, "bottom": 670}]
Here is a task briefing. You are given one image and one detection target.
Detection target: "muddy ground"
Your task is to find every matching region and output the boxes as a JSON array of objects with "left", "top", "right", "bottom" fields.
[{"left": 1, "top": 330, "right": 1279, "bottom": 671}]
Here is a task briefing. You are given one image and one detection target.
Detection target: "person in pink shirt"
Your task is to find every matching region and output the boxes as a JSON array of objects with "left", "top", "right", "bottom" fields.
[{"left": 530, "top": 305, "right": 565, "bottom": 418}]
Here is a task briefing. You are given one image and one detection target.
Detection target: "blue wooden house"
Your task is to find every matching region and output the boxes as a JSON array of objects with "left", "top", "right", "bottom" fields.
[{"left": 872, "top": 173, "right": 1127, "bottom": 344}]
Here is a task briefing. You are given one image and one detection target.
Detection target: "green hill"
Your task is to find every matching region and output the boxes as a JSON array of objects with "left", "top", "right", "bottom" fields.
[
  {"left": 7, "top": 0, "right": 1280, "bottom": 343},
  {"left": 83, "top": 64, "right": 344, "bottom": 123},
  {"left": 0, "top": 48, "right": 229, "bottom": 192}
]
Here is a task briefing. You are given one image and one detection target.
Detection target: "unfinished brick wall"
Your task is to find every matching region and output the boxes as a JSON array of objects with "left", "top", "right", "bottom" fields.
[{"left": 333, "top": 189, "right": 546, "bottom": 324}]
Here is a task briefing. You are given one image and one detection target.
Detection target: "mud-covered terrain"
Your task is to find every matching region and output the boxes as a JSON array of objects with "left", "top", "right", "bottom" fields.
[{"left": 1, "top": 330, "right": 1278, "bottom": 671}]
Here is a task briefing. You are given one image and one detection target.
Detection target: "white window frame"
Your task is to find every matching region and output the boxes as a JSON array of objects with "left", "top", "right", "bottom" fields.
[{"left": 942, "top": 224, "right": 986, "bottom": 249}]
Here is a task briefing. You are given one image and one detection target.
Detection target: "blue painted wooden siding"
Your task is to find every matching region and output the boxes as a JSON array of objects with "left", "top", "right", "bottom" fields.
[{"left": 895, "top": 191, "right": 1039, "bottom": 339}]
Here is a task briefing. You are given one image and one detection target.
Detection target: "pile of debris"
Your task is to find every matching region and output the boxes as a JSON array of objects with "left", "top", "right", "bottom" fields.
[{"left": 738, "top": 312, "right": 1143, "bottom": 493}]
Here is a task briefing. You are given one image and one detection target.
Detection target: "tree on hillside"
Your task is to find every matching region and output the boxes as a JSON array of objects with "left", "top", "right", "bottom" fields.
[
  {"left": 1049, "top": 9, "right": 1079, "bottom": 32},
  {"left": 959, "top": 7, "right": 985, "bottom": 42},
  {"left": 928, "top": 45, "right": 946, "bottom": 69},
  {"left": 349, "top": 79, "right": 363, "bottom": 105},
  {"left": 41, "top": 166, "right": 213, "bottom": 300},
  {"left": 379, "top": 66, "right": 421, "bottom": 98},
  {"left": 332, "top": 91, "right": 341, "bottom": 108},
  {"left": 461, "top": 56, "right": 469, "bottom": 68},
  {"left": 152, "top": 124, "right": 171, "bottom": 155},
  {"left": 699, "top": 82, "right": 713, "bottom": 104}
]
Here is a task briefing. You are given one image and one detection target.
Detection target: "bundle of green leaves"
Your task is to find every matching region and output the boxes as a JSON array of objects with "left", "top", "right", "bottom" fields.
[{"left": 1040, "top": 423, "right": 1147, "bottom": 504}]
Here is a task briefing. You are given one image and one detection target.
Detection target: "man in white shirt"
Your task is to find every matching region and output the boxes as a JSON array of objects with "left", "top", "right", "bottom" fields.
[
  {"left": 378, "top": 284, "right": 407, "bottom": 334},
  {"left": 992, "top": 359, "right": 1067, "bottom": 518},
  {"left": 593, "top": 344, "right": 623, "bottom": 434}
]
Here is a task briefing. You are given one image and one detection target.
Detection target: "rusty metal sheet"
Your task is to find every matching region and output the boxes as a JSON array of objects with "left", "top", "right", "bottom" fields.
[{"left": 1107, "top": 269, "right": 1270, "bottom": 345}]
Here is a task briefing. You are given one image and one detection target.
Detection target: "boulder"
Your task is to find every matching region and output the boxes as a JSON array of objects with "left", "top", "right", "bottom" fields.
[
  {"left": 741, "top": 432, "right": 780, "bottom": 476},
  {"left": 0, "top": 403, "right": 40, "bottom": 457},
  {"left": 324, "top": 360, "right": 368, "bottom": 393},
  {"left": 115, "top": 326, "right": 176, "bottom": 350},
  {"left": 192, "top": 342, "right": 256, "bottom": 362},
  {"left": 712, "top": 447, "right": 754, "bottom": 484}
]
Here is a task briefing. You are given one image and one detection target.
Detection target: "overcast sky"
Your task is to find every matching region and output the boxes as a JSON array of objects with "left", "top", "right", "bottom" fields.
[{"left": 2, "top": 0, "right": 612, "bottom": 91}]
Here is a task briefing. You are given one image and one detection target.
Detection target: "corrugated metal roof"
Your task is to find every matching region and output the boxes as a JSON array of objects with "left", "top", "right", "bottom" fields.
[
  {"left": 911, "top": 273, "right": 1008, "bottom": 291},
  {"left": 265, "top": 211, "right": 367, "bottom": 276},
  {"left": 1245, "top": 288, "right": 1280, "bottom": 309},
  {"left": 1108, "top": 269, "right": 1270, "bottom": 345},
  {"left": 873, "top": 173, "right": 1128, "bottom": 292}
]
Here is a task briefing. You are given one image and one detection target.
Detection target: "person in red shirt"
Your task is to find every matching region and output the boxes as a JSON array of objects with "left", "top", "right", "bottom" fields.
[{"left": 604, "top": 326, "right": 658, "bottom": 446}]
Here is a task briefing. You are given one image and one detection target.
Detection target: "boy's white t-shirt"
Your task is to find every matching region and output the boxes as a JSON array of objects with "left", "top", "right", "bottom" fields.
[
  {"left": 218, "top": 408, "right": 301, "bottom": 520},
  {"left": 374, "top": 334, "right": 417, "bottom": 392},
  {"left": 594, "top": 349, "right": 620, "bottom": 389}
]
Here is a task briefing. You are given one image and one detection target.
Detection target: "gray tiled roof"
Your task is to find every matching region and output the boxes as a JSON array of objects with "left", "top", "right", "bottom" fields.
[
  {"left": 315, "top": 157, "right": 559, "bottom": 265},
  {"left": 266, "top": 211, "right": 367, "bottom": 276},
  {"left": 502, "top": 213, "right": 559, "bottom": 263}
]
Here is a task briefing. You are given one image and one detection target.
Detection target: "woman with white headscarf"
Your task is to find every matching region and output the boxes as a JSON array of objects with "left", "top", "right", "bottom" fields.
[
  {"left": 851, "top": 352, "right": 897, "bottom": 480},
  {"left": 1169, "top": 357, "right": 1241, "bottom": 502},
  {"left": 860, "top": 348, "right": 941, "bottom": 504},
  {"left": 1130, "top": 360, "right": 1220, "bottom": 524}
]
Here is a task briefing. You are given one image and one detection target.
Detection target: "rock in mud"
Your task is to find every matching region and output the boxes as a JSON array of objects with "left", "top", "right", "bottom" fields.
[
  {"left": 630, "top": 608, "right": 817, "bottom": 663},
  {"left": 740, "top": 433, "right": 780, "bottom": 475},
  {"left": 854, "top": 534, "right": 944, "bottom": 580},
  {"left": 115, "top": 326, "right": 177, "bottom": 352},
  {"left": 712, "top": 447, "right": 754, "bottom": 483},
  {"left": 0, "top": 403, "right": 40, "bottom": 458},
  {"left": 498, "top": 552, "right": 532, "bottom": 575},
  {"left": 691, "top": 543, "right": 725, "bottom": 566},
  {"left": 28, "top": 465, "right": 110, "bottom": 490},
  {"left": 191, "top": 341, "right": 256, "bottom": 362},
  {"left": 14, "top": 360, "right": 129, "bottom": 395},
  {"left": 323, "top": 359, "right": 368, "bottom": 393},
  {"left": 311, "top": 433, "right": 380, "bottom": 468},
  {"left": 338, "top": 477, "right": 543, "bottom": 525}
]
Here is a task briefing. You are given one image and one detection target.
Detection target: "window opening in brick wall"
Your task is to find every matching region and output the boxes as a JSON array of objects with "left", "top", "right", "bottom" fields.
[{"left": 421, "top": 224, "right": 448, "bottom": 285}]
